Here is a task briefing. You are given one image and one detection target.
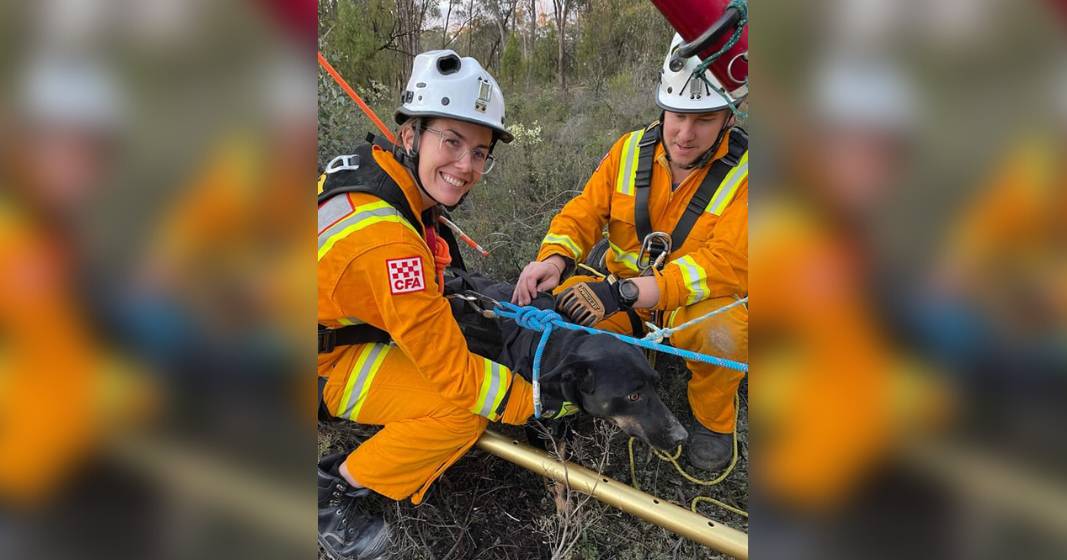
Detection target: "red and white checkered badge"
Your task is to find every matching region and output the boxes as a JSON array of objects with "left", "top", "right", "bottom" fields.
[{"left": 386, "top": 256, "right": 425, "bottom": 294}]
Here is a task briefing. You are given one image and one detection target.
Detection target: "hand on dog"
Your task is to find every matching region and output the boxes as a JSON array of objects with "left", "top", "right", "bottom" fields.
[
  {"left": 556, "top": 280, "right": 626, "bottom": 327},
  {"left": 512, "top": 257, "right": 566, "bottom": 306}
]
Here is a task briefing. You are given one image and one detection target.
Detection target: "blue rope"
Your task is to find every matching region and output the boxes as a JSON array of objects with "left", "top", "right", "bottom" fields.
[{"left": 493, "top": 302, "right": 750, "bottom": 418}]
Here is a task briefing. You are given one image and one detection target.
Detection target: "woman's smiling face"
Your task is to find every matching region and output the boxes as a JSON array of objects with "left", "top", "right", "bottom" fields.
[{"left": 408, "top": 117, "right": 493, "bottom": 208}]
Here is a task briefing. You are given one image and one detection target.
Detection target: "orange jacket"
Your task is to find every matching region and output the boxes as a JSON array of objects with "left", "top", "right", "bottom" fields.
[
  {"left": 317, "top": 146, "right": 532, "bottom": 425},
  {"left": 536, "top": 125, "right": 748, "bottom": 311}
]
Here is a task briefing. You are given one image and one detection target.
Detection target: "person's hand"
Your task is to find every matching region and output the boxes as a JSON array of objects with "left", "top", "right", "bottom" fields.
[
  {"left": 555, "top": 280, "right": 624, "bottom": 326},
  {"left": 511, "top": 257, "right": 565, "bottom": 305}
]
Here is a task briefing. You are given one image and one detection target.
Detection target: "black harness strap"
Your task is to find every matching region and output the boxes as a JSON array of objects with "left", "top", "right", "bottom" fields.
[
  {"left": 318, "top": 323, "right": 391, "bottom": 354},
  {"left": 318, "top": 137, "right": 424, "bottom": 238},
  {"left": 670, "top": 128, "right": 747, "bottom": 249},
  {"left": 633, "top": 123, "right": 661, "bottom": 242},
  {"left": 632, "top": 125, "right": 748, "bottom": 253}
]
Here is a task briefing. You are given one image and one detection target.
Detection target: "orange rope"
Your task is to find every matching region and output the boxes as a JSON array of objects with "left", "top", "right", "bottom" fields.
[{"left": 317, "top": 51, "right": 396, "bottom": 143}]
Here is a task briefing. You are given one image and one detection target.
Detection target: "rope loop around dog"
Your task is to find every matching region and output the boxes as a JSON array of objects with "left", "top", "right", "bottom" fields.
[
  {"left": 493, "top": 302, "right": 749, "bottom": 372},
  {"left": 492, "top": 301, "right": 749, "bottom": 419}
]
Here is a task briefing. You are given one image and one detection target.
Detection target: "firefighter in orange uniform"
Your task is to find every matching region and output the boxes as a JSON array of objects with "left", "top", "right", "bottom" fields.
[
  {"left": 316, "top": 51, "right": 534, "bottom": 560},
  {"left": 513, "top": 33, "right": 749, "bottom": 472}
]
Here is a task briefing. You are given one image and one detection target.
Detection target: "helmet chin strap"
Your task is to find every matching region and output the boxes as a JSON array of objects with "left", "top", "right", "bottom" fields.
[{"left": 394, "top": 119, "right": 447, "bottom": 211}]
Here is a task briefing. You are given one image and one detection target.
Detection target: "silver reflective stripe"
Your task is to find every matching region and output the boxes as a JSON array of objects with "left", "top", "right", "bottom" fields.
[
  {"left": 672, "top": 255, "right": 709, "bottom": 305},
  {"left": 317, "top": 203, "right": 404, "bottom": 252},
  {"left": 338, "top": 343, "right": 389, "bottom": 420},
  {"left": 542, "top": 233, "right": 582, "bottom": 259},
  {"left": 615, "top": 130, "right": 644, "bottom": 195},
  {"left": 318, "top": 194, "right": 354, "bottom": 234},
  {"left": 476, "top": 361, "right": 505, "bottom": 418}
]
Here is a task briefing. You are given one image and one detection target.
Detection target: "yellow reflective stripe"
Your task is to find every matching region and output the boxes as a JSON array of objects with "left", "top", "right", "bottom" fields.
[
  {"left": 705, "top": 151, "right": 748, "bottom": 215},
  {"left": 471, "top": 358, "right": 509, "bottom": 419},
  {"left": 615, "top": 130, "right": 645, "bottom": 195},
  {"left": 608, "top": 239, "right": 640, "bottom": 273},
  {"left": 672, "top": 255, "right": 710, "bottom": 305},
  {"left": 317, "top": 200, "right": 418, "bottom": 261},
  {"left": 542, "top": 233, "right": 582, "bottom": 259},
  {"left": 337, "top": 343, "right": 392, "bottom": 421},
  {"left": 317, "top": 173, "right": 326, "bottom": 195},
  {"left": 337, "top": 317, "right": 356, "bottom": 326}
]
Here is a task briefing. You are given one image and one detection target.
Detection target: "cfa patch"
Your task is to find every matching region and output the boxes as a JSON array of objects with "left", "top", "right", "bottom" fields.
[{"left": 386, "top": 256, "right": 425, "bottom": 294}]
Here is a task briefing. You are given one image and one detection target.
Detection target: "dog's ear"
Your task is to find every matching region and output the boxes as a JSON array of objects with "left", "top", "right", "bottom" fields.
[{"left": 542, "top": 354, "right": 586, "bottom": 383}]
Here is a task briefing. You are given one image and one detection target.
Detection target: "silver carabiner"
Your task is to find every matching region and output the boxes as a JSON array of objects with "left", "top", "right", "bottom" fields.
[
  {"left": 325, "top": 154, "right": 361, "bottom": 174},
  {"left": 637, "top": 232, "right": 672, "bottom": 276},
  {"left": 447, "top": 291, "right": 499, "bottom": 319}
]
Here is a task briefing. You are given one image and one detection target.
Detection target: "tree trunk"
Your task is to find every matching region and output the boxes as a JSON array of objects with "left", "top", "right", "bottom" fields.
[
  {"left": 552, "top": 0, "right": 569, "bottom": 91},
  {"left": 442, "top": 0, "right": 455, "bottom": 49},
  {"left": 527, "top": 0, "right": 536, "bottom": 86},
  {"left": 467, "top": 0, "right": 475, "bottom": 54}
]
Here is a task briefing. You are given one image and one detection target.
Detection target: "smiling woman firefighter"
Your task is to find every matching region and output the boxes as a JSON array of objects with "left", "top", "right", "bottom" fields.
[{"left": 316, "top": 52, "right": 533, "bottom": 560}]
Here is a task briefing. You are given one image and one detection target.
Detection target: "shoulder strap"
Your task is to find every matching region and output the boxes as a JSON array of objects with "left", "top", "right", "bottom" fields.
[
  {"left": 633, "top": 123, "right": 662, "bottom": 242},
  {"left": 669, "top": 127, "right": 748, "bottom": 249},
  {"left": 318, "top": 138, "right": 424, "bottom": 237}
]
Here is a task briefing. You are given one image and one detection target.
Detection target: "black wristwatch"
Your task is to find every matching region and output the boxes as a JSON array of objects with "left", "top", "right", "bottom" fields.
[{"left": 616, "top": 278, "right": 640, "bottom": 309}]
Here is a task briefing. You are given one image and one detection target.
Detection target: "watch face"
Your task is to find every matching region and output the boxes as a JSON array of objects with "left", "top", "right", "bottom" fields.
[{"left": 619, "top": 280, "right": 640, "bottom": 303}]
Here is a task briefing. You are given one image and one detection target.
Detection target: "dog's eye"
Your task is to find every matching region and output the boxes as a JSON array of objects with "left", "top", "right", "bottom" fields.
[{"left": 627, "top": 392, "right": 641, "bottom": 402}]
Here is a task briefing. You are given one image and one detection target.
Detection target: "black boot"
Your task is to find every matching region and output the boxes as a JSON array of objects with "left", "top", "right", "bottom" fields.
[
  {"left": 318, "top": 452, "right": 391, "bottom": 560},
  {"left": 687, "top": 421, "right": 734, "bottom": 472}
]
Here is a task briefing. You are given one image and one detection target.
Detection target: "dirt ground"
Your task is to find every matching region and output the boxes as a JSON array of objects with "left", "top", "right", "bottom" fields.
[{"left": 319, "top": 353, "right": 748, "bottom": 560}]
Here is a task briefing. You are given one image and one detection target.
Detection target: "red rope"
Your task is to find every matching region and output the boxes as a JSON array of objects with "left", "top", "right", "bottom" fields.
[{"left": 317, "top": 51, "right": 396, "bottom": 143}]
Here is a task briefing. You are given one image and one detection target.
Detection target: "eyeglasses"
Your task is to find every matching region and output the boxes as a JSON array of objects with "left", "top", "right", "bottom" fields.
[{"left": 422, "top": 127, "right": 496, "bottom": 174}]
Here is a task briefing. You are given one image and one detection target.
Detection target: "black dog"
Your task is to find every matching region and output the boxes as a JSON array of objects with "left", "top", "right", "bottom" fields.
[{"left": 446, "top": 273, "right": 687, "bottom": 451}]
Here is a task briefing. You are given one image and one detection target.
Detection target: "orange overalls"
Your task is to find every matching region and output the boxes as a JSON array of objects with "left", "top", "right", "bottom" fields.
[
  {"left": 537, "top": 125, "right": 749, "bottom": 433},
  {"left": 317, "top": 145, "right": 533, "bottom": 504}
]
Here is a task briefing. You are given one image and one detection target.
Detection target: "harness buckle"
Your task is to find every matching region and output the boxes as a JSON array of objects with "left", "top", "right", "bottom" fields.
[
  {"left": 325, "top": 154, "right": 361, "bottom": 174},
  {"left": 637, "top": 232, "right": 672, "bottom": 275},
  {"left": 318, "top": 327, "right": 337, "bottom": 354}
]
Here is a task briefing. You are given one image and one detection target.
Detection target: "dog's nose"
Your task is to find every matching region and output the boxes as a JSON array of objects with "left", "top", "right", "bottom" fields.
[{"left": 669, "top": 423, "right": 688, "bottom": 445}]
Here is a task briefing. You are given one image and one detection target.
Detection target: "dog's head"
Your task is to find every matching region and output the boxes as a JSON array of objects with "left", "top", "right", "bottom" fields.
[{"left": 545, "top": 334, "right": 688, "bottom": 451}]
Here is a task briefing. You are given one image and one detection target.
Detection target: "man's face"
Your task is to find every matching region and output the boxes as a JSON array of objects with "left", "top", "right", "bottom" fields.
[{"left": 661, "top": 110, "right": 730, "bottom": 166}]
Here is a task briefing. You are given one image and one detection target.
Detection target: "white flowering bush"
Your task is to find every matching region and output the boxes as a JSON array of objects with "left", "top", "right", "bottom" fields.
[{"left": 507, "top": 121, "right": 544, "bottom": 146}]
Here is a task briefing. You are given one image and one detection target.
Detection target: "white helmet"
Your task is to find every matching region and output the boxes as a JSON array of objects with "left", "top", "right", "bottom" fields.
[
  {"left": 656, "top": 33, "right": 747, "bottom": 114},
  {"left": 396, "top": 50, "right": 512, "bottom": 143}
]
